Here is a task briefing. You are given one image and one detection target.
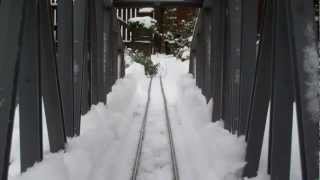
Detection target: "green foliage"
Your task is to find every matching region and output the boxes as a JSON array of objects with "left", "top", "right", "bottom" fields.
[
  {"left": 128, "top": 21, "right": 155, "bottom": 34},
  {"left": 161, "top": 8, "right": 197, "bottom": 56},
  {"left": 131, "top": 51, "right": 159, "bottom": 76},
  {"left": 127, "top": 17, "right": 157, "bottom": 34}
]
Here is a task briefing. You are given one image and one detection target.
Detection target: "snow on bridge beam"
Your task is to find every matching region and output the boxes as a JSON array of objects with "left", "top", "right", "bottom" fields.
[{"left": 113, "top": 0, "right": 203, "bottom": 7}]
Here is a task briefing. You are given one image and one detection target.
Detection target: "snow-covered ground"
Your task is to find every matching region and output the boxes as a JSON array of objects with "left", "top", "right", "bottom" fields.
[
  {"left": 8, "top": 54, "right": 306, "bottom": 180},
  {"left": 153, "top": 55, "right": 246, "bottom": 180},
  {"left": 137, "top": 78, "right": 173, "bottom": 180},
  {"left": 9, "top": 62, "right": 149, "bottom": 180},
  {"left": 128, "top": 16, "right": 157, "bottom": 29},
  {"left": 138, "top": 7, "right": 154, "bottom": 14}
]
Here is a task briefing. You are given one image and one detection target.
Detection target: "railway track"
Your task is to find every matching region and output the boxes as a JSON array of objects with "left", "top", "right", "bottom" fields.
[{"left": 130, "top": 77, "right": 180, "bottom": 180}]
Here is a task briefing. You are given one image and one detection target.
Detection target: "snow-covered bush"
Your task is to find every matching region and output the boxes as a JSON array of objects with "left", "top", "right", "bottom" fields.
[
  {"left": 124, "top": 48, "right": 134, "bottom": 68},
  {"left": 162, "top": 17, "right": 196, "bottom": 60},
  {"left": 176, "top": 46, "right": 191, "bottom": 61},
  {"left": 128, "top": 16, "right": 157, "bottom": 34},
  {"left": 138, "top": 7, "right": 154, "bottom": 14},
  {"left": 129, "top": 50, "right": 159, "bottom": 76}
]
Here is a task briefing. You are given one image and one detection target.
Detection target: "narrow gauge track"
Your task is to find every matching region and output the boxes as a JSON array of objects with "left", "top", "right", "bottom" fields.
[{"left": 130, "top": 77, "right": 180, "bottom": 180}]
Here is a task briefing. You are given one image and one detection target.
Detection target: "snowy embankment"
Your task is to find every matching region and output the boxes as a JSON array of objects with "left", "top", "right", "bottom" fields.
[
  {"left": 10, "top": 54, "right": 249, "bottom": 180},
  {"left": 9, "top": 63, "right": 148, "bottom": 180},
  {"left": 175, "top": 75, "right": 246, "bottom": 179},
  {"left": 153, "top": 54, "right": 246, "bottom": 180}
]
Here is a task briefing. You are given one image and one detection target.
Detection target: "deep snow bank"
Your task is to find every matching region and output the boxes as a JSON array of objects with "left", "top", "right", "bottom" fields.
[
  {"left": 175, "top": 73, "right": 247, "bottom": 179},
  {"left": 8, "top": 62, "right": 146, "bottom": 180},
  {"left": 152, "top": 54, "right": 247, "bottom": 179}
]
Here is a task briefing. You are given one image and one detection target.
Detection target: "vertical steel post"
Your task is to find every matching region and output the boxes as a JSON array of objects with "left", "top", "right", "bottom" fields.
[
  {"left": 81, "top": 3, "right": 91, "bottom": 114},
  {"left": 269, "top": 1, "right": 294, "bottom": 179},
  {"left": 95, "top": 0, "right": 106, "bottom": 103},
  {"left": 243, "top": 0, "right": 275, "bottom": 177},
  {"left": 196, "top": 14, "right": 206, "bottom": 92},
  {"left": 18, "top": 0, "right": 43, "bottom": 172},
  {"left": 222, "top": 0, "right": 233, "bottom": 130},
  {"left": 89, "top": 0, "right": 99, "bottom": 105},
  {"left": 57, "top": 0, "right": 75, "bottom": 137},
  {"left": 39, "top": 0, "right": 66, "bottom": 152},
  {"left": 74, "top": 0, "right": 88, "bottom": 135},
  {"left": 203, "top": 8, "right": 212, "bottom": 101},
  {"left": 103, "top": 2, "right": 114, "bottom": 96},
  {"left": 0, "top": 0, "right": 25, "bottom": 179},
  {"left": 229, "top": 0, "right": 241, "bottom": 133},
  {"left": 211, "top": 0, "right": 227, "bottom": 122},
  {"left": 222, "top": 0, "right": 241, "bottom": 132},
  {"left": 238, "top": 0, "right": 258, "bottom": 135},
  {"left": 111, "top": 13, "right": 121, "bottom": 85},
  {"left": 288, "top": 0, "right": 320, "bottom": 178},
  {"left": 194, "top": 26, "right": 201, "bottom": 88}
]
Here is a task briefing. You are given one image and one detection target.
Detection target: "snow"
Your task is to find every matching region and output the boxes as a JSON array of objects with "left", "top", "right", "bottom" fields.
[
  {"left": 9, "top": 53, "right": 306, "bottom": 180},
  {"left": 128, "top": 16, "right": 157, "bottom": 29},
  {"left": 181, "top": 50, "right": 190, "bottom": 60},
  {"left": 138, "top": 8, "right": 154, "bottom": 13},
  {"left": 137, "top": 78, "right": 172, "bottom": 180},
  {"left": 248, "top": 23, "right": 320, "bottom": 180},
  {"left": 9, "top": 62, "right": 148, "bottom": 180},
  {"left": 246, "top": 104, "right": 305, "bottom": 180},
  {"left": 248, "top": 23, "right": 319, "bottom": 180},
  {"left": 124, "top": 48, "right": 133, "bottom": 67},
  {"left": 177, "top": 46, "right": 190, "bottom": 60},
  {"left": 135, "top": 40, "right": 152, "bottom": 44},
  {"left": 152, "top": 54, "right": 246, "bottom": 180},
  {"left": 303, "top": 42, "right": 320, "bottom": 122}
]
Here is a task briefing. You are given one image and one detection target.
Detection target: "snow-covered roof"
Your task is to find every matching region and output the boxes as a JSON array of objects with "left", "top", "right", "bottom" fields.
[
  {"left": 139, "top": 7, "right": 154, "bottom": 13},
  {"left": 128, "top": 16, "right": 157, "bottom": 29}
]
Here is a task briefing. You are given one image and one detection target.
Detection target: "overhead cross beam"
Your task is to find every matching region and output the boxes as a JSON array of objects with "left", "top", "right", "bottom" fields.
[{"left": 113, "top": 0, "right": 203, "bottom": 7}]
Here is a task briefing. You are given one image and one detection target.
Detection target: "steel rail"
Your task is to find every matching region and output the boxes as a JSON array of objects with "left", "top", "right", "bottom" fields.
[
  {"left": 160, "top": 76, "right": 180, "bottom": 180},
  {"left": 130, "top": 77, "right": 180, "bottom": 180},
  {"left": 130, "top": 77, "right": 153, "bottom": 180}
]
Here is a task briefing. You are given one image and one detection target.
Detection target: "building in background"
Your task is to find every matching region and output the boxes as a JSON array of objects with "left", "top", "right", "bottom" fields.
[
  {"left": 117, "top": 7, "right": 197, "bottom": 56},
  {"left": 49, "top": 2, "right": 197, "bottom": 56}
]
